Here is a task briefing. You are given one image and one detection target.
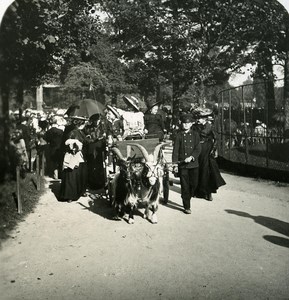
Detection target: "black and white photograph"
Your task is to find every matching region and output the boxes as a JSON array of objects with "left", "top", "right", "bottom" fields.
[{"left": 0, "top": 0, "right": 289, "bottom": 299}]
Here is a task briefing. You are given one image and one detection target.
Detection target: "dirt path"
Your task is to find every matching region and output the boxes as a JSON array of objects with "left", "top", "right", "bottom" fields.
[{"left": 1, "top": 172, "right": 289, "bottom": 300}]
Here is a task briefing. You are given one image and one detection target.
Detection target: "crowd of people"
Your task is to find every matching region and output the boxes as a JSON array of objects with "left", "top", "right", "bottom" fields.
[{"left": 8, "top": 95, "right": 226, "bottom": 213}]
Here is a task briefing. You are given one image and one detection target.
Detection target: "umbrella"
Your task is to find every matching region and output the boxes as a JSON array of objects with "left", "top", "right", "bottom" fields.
[{"left": 67, "top": 99, "right": 105, "bottom": 118}]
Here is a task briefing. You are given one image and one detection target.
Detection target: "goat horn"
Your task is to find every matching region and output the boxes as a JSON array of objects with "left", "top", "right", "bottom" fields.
[
  {"left": 110, "top": 147, "right": 125, "bottom": 161},
  {"left": 153, "top": 142, "right": 170, "bottom": 162},
  {"left": 126, "top": 143, "right": 151, "bottom": 162}
]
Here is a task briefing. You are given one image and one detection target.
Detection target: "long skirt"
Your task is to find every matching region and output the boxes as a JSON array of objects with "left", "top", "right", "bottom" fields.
[
  {"left": 86, "top": 140, "right": 106, "bottom": 190},
  {"left": 87, "top": 153, "right": 105, "bottom": 190},
  {"left": 59, "top": 162, "right": 87, "bottom": 201},
  {"left": 195, "top": 141, "right": 226, "bottom": 198}
]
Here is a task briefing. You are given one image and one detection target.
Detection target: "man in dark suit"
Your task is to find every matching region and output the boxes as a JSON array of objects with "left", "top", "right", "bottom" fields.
[{"left": 172, "top": 114, "right": 201, "bottom": 214}]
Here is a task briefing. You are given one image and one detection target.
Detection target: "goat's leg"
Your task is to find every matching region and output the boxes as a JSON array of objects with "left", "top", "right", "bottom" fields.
[
  {"left": 113, "top": 204, "right": 123, "bottom": 221},
  {"left": 128, "top": 205, "right": 135, "bottom": 224},
  {"left": 150, "top": 202, "right": 158, "bottom": 224},
  {"left": 144, "top": 205, "right": 150, "bottom": 220}
]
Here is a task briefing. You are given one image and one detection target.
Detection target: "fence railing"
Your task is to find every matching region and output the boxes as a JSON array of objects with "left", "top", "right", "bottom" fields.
[{"left": 216, "top": 79, "right": 289, "bottom": 175}]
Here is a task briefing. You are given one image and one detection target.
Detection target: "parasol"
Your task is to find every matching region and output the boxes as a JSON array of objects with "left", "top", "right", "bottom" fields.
[{"left": 66, "top": 99, "right": 105, "bottom": 118}]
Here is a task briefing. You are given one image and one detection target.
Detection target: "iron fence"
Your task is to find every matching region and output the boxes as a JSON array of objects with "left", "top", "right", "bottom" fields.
[{"left": 216, "top": 79, "right": 289, "bottom": 175}]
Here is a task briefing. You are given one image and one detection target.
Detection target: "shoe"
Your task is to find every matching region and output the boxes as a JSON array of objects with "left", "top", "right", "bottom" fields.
[
  {"left": 184, "top": 209, "right": 191, "bottom": 214},
  {"left": 205, "top": 194, "right": 213, "bottom": 201}
]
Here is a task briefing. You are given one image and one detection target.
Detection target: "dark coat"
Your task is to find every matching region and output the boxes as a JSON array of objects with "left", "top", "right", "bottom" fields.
[
  {"left": 172, "top": 128, "right": 201, "bottom": 169},
  {"left": 144, "top": 113, "right": 165, "bottom": 140},
  {"left": 44, "top": 127, "right": 63, "bottom": 158}
]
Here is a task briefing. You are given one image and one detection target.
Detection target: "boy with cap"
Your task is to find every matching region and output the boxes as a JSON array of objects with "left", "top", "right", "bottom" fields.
[{"left": 172, "top": 114, "right": 201, "bottom": 214}]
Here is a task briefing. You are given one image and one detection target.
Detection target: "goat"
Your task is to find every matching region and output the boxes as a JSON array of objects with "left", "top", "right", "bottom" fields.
[
  {"left": 110, "top": 143, "right": 166, "bottom": 224},
  {"left": 110, "top": 147, "right": 135, "bottom": 220}
]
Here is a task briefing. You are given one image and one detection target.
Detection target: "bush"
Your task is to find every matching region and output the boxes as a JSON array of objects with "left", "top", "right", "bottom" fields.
[{"left": 0, "top": 173, "right": 45, "bottom": 246}]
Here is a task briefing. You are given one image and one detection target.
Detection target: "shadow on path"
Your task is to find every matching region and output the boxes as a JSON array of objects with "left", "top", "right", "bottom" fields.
[
  {"left": 48, "top": 180, "right": 61, "bottom": 201},
  {"left": 160, "top": 199, "right": 184, "bottom": 212},
  {"left": 78, "top": 194, "right": 116, "bottom": 220},
  {"left": 169, "top": 184, "right": 181, "bottom": 195},
  {"left": 225, "top": 209, "right": 289, "bottom": 248},
  {"left": 263, "top": 235, "right": 289, "bottom": 248}
]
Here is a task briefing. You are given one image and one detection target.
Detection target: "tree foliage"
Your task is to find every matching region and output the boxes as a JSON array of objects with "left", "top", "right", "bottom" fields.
[{"left": 1, "top": 0, "right": 288, "bottom": 118}]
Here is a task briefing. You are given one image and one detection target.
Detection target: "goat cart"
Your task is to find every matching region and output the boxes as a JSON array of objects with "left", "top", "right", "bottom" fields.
[{"left": 104, "top": 138, "right": 171, "bottom": 224}]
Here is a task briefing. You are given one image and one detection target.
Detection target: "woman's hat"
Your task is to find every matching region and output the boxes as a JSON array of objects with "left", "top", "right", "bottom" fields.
[
  {"left": 145, "top": 101, "right": 162, "bottom": 114},
  {"left": 180, "top": 114, "right": 194, "bottom": 123},
  {"left": 70, "top": 116, "right": 87, "bottom": 121},
  {"left": 195, "top": 107, "right": 213, "bottom": 118},
  {"left": 106, "top": 105, "right": 120, "bottom": 118},
  {"left": 123, "top": 95, "right": 140, "bottom": 112},
  {"left": 89, "top": 113, "right": 101, "bottom": 122}
]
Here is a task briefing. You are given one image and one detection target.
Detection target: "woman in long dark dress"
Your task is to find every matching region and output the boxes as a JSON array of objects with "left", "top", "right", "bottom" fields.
[
  {"left": 59, "top": 117, "right": 88, "bottom": 202},
  {"left": 195, "top": 112, "right": 226, "bottom": 201},
  {"left": 83, "top": 114, "right": 107, "bottom": 190}
]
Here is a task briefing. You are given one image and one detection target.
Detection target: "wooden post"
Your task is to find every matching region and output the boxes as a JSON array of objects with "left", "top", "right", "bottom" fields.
[
  {"left": 41, "top": 151, "right": 45, "bottom": 176},
  {"left": 36, "top": 155, "right": 41, "bottom": 191},
  {"left": 16, "top": 166, "right": 22, "bottom": 214}
]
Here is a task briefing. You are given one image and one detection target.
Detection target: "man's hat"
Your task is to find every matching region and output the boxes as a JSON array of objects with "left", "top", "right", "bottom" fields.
[
  {"left": 180, "top": 113, "right": 194, "bottom": 123},
  {"left": 123, "top": 95, "right": 140, "bottom": 112},
  {"left": 106, "top": 105, "right": 120, "bottom": 118},
  {"left": 145, "top": 101, "right": 162, "bottom": 114}
]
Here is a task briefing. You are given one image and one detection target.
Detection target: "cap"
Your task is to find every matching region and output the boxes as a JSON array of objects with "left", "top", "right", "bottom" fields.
[{"left": 180, "top": 114, "right": 194, "bottom": 123}]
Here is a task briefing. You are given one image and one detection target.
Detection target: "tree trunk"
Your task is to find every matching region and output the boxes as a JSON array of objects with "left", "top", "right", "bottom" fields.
[
  {"left": 156, "top": 79, "right": 161, "bottom": 103},
  {"left": 284, "top": 16, "right": 289, "bottom": 132},
  {"left": 284, "top": 53, "right": 289, "bottom": 130},
  {"left": 1, "top": 80, "right": 10, "bottom": 160},
  {"left": 17, "top": 80, "right": 24, "bottom": 122},
  {"left": 265, "top": 79, "right": 275, "bottom": 127},
  {"left": 198, "top": 77, "right": 205, "bottom": 107},
  {"left": 172, "top": 78, "right": 180, "bottom": 125},
  {"left": 111, "top": 92, "right": 117, "bottom": 106}
]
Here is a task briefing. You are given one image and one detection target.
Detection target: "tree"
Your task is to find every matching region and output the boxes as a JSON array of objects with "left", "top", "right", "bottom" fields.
[
  {"left": 0, "top": 0, "right": 104, "bottom": 171},
  {"left": 99, "top": 0, "right": 288, "bottom": 121}
]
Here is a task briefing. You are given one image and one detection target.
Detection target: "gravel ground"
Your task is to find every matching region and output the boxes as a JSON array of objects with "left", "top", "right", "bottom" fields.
[{"left": 0, "top": 172, "right": 289, "bottom": 300}]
